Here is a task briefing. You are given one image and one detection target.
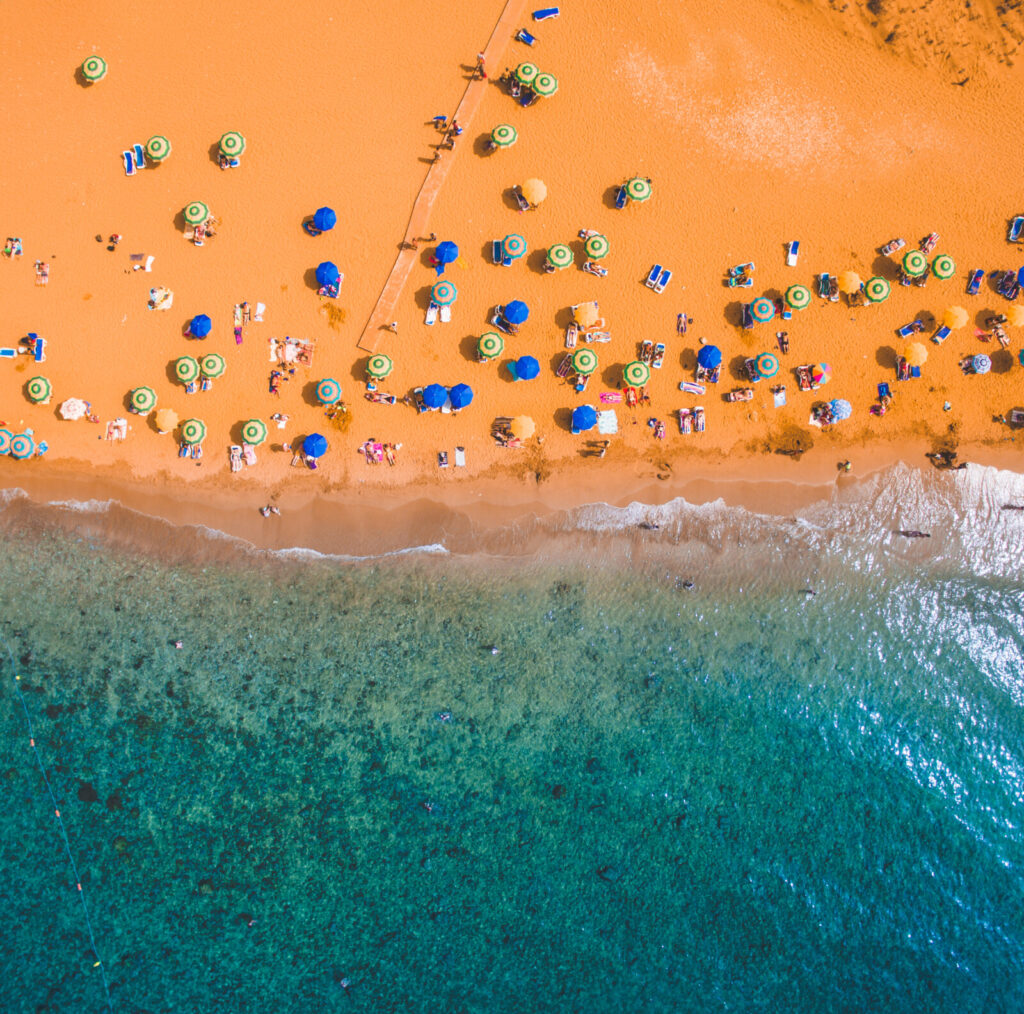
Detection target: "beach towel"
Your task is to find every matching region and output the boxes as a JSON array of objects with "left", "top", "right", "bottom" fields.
[
  {"left": 254, "top": 303, "right": 265, "bottom": 322},
  {"left": 597, "top": 410, "right": 618, "bottom": 435},
  {"left": 679, "top": 381, "right": 705, "bottom": 396},
  {"left": 773, "top": 387, "right": 787, "bottom": 408},
  {"left": 599, "top": 392, "right": 623, "bottom": 403}
]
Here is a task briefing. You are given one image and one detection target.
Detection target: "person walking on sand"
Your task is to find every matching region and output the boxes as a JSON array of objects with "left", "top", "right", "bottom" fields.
[
  {"left": 475, "top": 53, "right": 487, "bottom": 79},
  {"left": 388, "top": 321, "right": 398, "bottom": 334}
]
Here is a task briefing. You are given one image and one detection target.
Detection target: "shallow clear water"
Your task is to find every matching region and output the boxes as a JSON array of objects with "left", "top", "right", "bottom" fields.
[{"left": 1, "top": 465, "right": 1023, "bottom": 1012}]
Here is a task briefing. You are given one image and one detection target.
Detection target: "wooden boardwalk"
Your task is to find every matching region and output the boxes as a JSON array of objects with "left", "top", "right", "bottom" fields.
[{"left": 357, "top": 0, "right": 529, "bottom": 353}]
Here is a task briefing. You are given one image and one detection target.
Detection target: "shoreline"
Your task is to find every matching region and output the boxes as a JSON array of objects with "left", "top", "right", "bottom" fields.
[{"left": 3, "top": 435, "right": 1021, "bottom": 562}]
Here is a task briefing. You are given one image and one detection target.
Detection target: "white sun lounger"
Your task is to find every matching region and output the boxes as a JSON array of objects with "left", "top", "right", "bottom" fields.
[
  {"left": 653, "top": 268, "right": 671, "bottom": 293},
  {"left": 645, "top": 264, "right": 662, "bottom": 288},
  {"left": 454, "top": 446, "right": 466, "bottom": 467},
  {"left": 425, "top": 301, "right": 439, "bottom": 325},
  {"left": 439, "top": 304, "right": 452, "bottom": 323}
]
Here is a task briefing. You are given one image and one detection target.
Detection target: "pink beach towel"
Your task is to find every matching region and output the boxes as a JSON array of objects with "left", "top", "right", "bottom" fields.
[{"left": 599, "top": 392, "right": 623, "bottom": 403}]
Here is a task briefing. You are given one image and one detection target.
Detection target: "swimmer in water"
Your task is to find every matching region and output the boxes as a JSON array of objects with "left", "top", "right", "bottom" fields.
[{"left": 484, "top": 645, "right": 500, "bottom": 655}]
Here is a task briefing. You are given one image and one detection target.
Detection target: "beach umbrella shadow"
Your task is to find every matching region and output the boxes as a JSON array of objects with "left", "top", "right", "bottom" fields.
[
  {"left": 871, "top": 254, "right": 897, "bottom": 280},
  {"left": 303, "top": 268, "right": 320, "bottom": 292},
  {"left": 73, "top": 67, "right": 93, "bottom": 87},
  {"left": 991, "top": 350, "right": 1014, "bottom": 374},
  {"left": 302, "top": 380, "right": 322, "bottom": 405},
  {"left": 913, "top": 309, "right": 936, "bottom": 329},
  {"left": 206, "top": 142, "right": 223, "bottom": 167},
  {"left": 974, "top": 308, "right": 996, "bottom": 328},
  {"left": 459, "top": 334, "right": 479, "bottom": 362},
  {"left": 875, "top": 345, "right": 898, "bottom": 368},
  {"left": 600, "top": 364, "right": 620, "bottom": 388},
  {"left": 526, "top": 249, "right": 549, "bottom": 275},
  {"left": 601, "top": 185, "right": 621, "bottom": 210},
  {"left": 985, "top": 272, "right": 1005, "bottom": 296},
  {"left": 500, "top": 359, "right": 518, "bottom": 384},
  {"left": 474, "top": 133, "right": 495, "bottom": 156},
  {"left": 554, "top": 407, "right": 574, "bottom": 432},
  {"left": 164, "top": 360, "right": 182, "bottom": 385},
  {"left": 173, "top": 209, "right": 188, "bottom": 234},
  {"left": 679, "top": 347, "right": 697, "bottom": 371},
  {"left": 479, "top": 239, "right": 497, "bottom": 264},
  {"left": 415, "top": 284, "right": 434, "bottom": 310},
  {"left": 569, "top": 239, "right": 587, "bottom": 263},
  {"left": 350, "top": 358, "right": 373, "bottom": 383},
  {"left": 547, "top": 351, "right": 567, "bottom": 375},
  {"left": 724, "top": 301, "right": 745, "bottom": 327},
  {"left": 728, "top": 354, "right": 749, "bottom": 381},
  {"left": 501, "top": 188, "right": 525, "bottom": 212},
  {"left": 228, "top": 420, "right": 247, "bottom": 444},
  {"left": 554, "top": 306, "right": 575, "bottom": 330}
]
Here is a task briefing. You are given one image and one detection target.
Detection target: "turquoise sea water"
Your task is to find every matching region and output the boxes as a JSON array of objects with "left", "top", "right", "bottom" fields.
[{"left": 1, "top": 464, "right": 1023, "bottom": 1013}]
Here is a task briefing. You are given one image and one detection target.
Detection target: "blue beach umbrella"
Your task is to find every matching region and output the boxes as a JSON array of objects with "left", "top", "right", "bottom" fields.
[
  {"left": 697, "top": 345, "right": 722, "bottom": 369},
  {"left": 504, "top": 300, "right": 529, "bottom": 324},
  {"left": 515, "top": 355, "right": 540, "bottom": 380},
  {"left": 571, "top": 405, "right": 598, "bottom": 433},
  {"left": 189, "top": 313, "right": 211, "bottom": 338},
  {"left": 1017, "top": 266, "right": 1024, "bottom": 289},
  {"left": 313, "top": 207, "right": 337, "bottom": 232},
  {"left": 423, "top": 384, "right": 447, "bottom": 409},
  {"left": 449, "top": 383, "right": 473, "bottom": 409},
  {"left": 316, "top": 262, "right": 340, "bottom": 286},
  {"left": 829, "top": 399, "right": 853, "bottom": 421},
  {"left": 435, "top": 240, "right": 459, "bottom": 275},
  {"left": 303, "top": 433, "right": 328, "bottom": 458}
]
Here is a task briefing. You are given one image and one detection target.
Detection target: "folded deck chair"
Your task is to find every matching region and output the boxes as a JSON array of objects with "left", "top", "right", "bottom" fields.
[
  {"left": 439, "top": 304, "right": 452, "bottom": 323},
  {"left": 615, "top": 186, "right": 628, "bottom": 210},
  {"left": 1009, "top": 217, "right": 1024, "bottom": 242},
  {"left": 454, "top": 446, "right": 466, "bottom": 466},
  {"left": 122, "top": 150, "right": 135, "bottom": 176},
  {"left": 653, "top": 268, "right": 671, "bottom": 293},
  {"left": 533, "top": 6, "right": 559, "bottom": 18},
  {"left": 425, "top": 301, "right": 439, "bottom": 325},
  {"left": 133, "top": 144, "right": 146, "bottom": 169},
  {"left": 931, "top": 325, "right": 951, "bottom": 345},
  {"left": 516, "top": 28, "right": 537, "bottom": 44},
  {"left": 645, "top": 264, "right": 661, "bottom": 288}
]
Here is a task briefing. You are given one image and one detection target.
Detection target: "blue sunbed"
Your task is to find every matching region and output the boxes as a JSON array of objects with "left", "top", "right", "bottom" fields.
[
  {"left": 533, "top": 7, "right": 559, "bottom": 19},
  {"left": 122, "top": 150, "right": 135, "bottom": 176},
  {"left": 878, "top": 383, "right": 891, "bottom": 399},
  {"left": 896, "top": 320, "right": 922, "bottom": 338},
  {"left": 645, "top": 264, "right": 661, "bottom": 289},
  {"left": 492, "top": 240, "right": 502, "bottom": 264},
  {"left": 516, "top": 28, "right": 537, "bottom": 45},
  {"left": 133, "top": 143, "right": 146, "bottom": 168},
  {"left": 910, "top": 366, "right": 921, "bottom": 378},
  {"left": 966, "top": 269, "right": 983, "bottom": 295},
  {"left": 654, "top": 268, "right": 671, "bottom": 293},
  {"left": 615, "top": 186, "right": 627, "bottom": 209},
  {"left": 0, "top": 348, "right": 15, "bottom": 359},
  {"left": 1009, "top": 216, "right": 1024, "bottom": 243},
  {"left": 30, "top": 333, "right": 45, "bottom": 362},
  {"left": 931, "top": 325, "right": 951, "bottom": 345}
]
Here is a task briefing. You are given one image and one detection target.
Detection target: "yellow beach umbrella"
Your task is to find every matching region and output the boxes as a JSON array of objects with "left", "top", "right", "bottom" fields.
[
  {"left": 1007, "top": 304, "right": 1024, "bottom": 327},
  {"left": 509, "top": 416, "right": 535, "bottom": 439},
  {"left": 943, "top": 306, "right": 969, "bottom": 330},
  {"left": 837, "top": 271, "right": 862, "bottom": 295},
  {"left": 903, "top": 342, "right": 928, "bottom": 368},
  {"left": 154, "top": 408, "right": 179, "bottom": 433},
  {"left": 573, "top": 302, "right": 598, "bottom": 327},
  {"left": 520, "top": 178, "right": 547, "bottom": 207}
]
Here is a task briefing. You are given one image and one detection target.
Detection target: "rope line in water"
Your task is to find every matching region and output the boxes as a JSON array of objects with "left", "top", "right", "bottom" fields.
[{"left": 7, "top": 654, "right": 114, "bottom": 1013}]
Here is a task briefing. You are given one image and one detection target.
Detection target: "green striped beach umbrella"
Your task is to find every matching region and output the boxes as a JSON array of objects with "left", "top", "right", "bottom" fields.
[
  {"left": 502, "top": 234, "right": 527, "bottom": 261},
  {"left": 755, "top": 352, "right": 779, "bottom": 378},
  {"left": 931, "top": 253, "right": 956, "bottom": 280},
  {"left": 175, "top": 356, "right": 200, "bottom": 383},
  {"left": 366, "top": 354, "right": 393, "bottom": 379},
  {"left": 430, "top": 280, "right": 457, "bottom": 305},
  {"left": 10, "top": 433, "right": 35, "bottom": 459},
  {"left": 131, "top": 386, "right": 157, "bottom": 412},
  {"left": 585, "top": 234, "right": 609, "bottom": 260},
  {"left": 533, "top": 72, "right": 558, "bottom": 97},
  {"left": 200, "top": 353, "right": 225, "bottom": 379},
  {"left": 477, "top": 332, "right": 504, "bottom": 360},
  {"left": 902, "top": 249, "right": 928, "bottom": 277},
  {"left": 183, "top": 202, "right": 209, "bottom": 226},
  {"left": 750, "top": 297, "right": 775, "bottom": 322},
  {"left": 491, "top": 124, "right": 517, "bottom": 148},
  {"left": 572, "top": 348, "right": 598, "bottom": 376},
  {"left": 146, "top": 135, "right": 171, "bottom": 162},
  {"left": 0, "top": 429, "right": 12, "bottom": 455},
  {"left": 241, "top": 419, "right": 267, "bottom": 446},
  {"left": 625, "top": 177, "right": 652, "bottom": 202},
  {"left": 515, "top": 62, "right": 539, "bottom": 85},
  {"left": 546, "top": 244, "right": 574, "bottom": 270},
  {"left": 864, "top": 276, "right": 891, "bottom": 303},
  {"left": 785, "top": 284, "right": 812, "bottom": 310},
  {"left": 219, "top": 132, "right": 246, "bottom": 157},
  {"left": 81, "top": 55, "right": 107, "bottom": 82},
  {"left": 624, "top": 360, "right": 650, "bottom": 387},
  {"left": 316, "top": 378, "right": 343, "bottom": 405},
  {"left": 26, "top": 376, "right": 51, "bottom": 403},
  {"left": 180, "top": 419, "right": 207, "bottom": 445}
]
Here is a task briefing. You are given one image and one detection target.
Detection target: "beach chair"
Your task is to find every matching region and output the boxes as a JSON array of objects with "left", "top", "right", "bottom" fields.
[
  {"left": 729, "top": 262, "right": 755, "bottom": 277},
  {"left": 556, "top": 354, "right": 573, "bottom": 379},
  {"left": 30, "top": 334, "right": 46, "bottom": 362},
  {"left": 827, "top": 277, "right": 839, "bottom": 302},
  {"left": 133, "top": 143, "right": 146, "bottom": 168},
  {"left": 896, "top": 356, "right": 910, "bottom": 381},
  {"left": 229, "top": 445, "right": 243, "bottom": 473},
  {"left": 178, "top": 443, "right": 190, "bottom": 458},
  {"left": 533, "top": 6, "right": 559, "bottom": 19},
  {"left": 787, "top": 241, "right": 800, "bottom": 266},
  {"left": 454, "top": 446, "right": 466, "bottom": 467},
  {"left": 564, "top": 323, "right": 578, "bottom": 349},
  {"left": 1009, "top": 217, "right": 1024, "bottom": 243},
  {"left": 439, "top": 304, "right": 452, "bottom": 323},
  {"left": 708, "top": 365, "right": 721, "bottom": 384},
  {"left": 645, "top": 264, "right": 661, "bottom": 289},
  {"left": 492, "top": 240, "right": 502, "bottom": 264},
  {"left": 920, "top": 232, "right": 939, "bottom": 254},
  {"left": 0, "top": 348, "right": 15, "bottom": 358},
  {"left": 652, "top": 343, "right": 666, "bottom": 369},
  {"left": 122, "top": 150, "right": 135, "bottom": 176},
  {"left": 412, "top": 387, "right": 427, "bottom": 413},
  {"left": 582, "top": 261, "right": 608, "bottom": 277},
  {"left": 877, "top": 383, "right": 892, "bottom": 401},
  {"left": 512, "top": 187, "right": 530, "bottom": 212},
  {"left": 726, "top": 388, "right": 753, "bottom": 402},
  {"left": 967, "top": 269, "right": 983, "bottom": 295},
  {"left": 817, "top": 273, "right": 830, "bottom": 298},
  {"left": 583, "top": 331, "right": 611, "bottom": 343},
  {"left": 912, "top": 273, "right": 927, "bottom": 289},
  {"left": 425, "top": 301, "right": 439, "bottom": 325},
  {"left": 931, "top": 324, "right": 951, "bottom": 345},
  {"left": 1011, "top": 410, "right": 1024, "bottom": 426},
  {"left": 515, "top": 28, "right": 537, "bottom": 44},
  {"left": 437, "top": 451, "right": 449, "bottom": 468},
  {"left": 693, "top": 407, "right": 706, "bottom": 433},
  {"left": 575, "top": 373, "right": 590, "bottom": 393},
  {"left": 896, "top": 320, "right": 923, "bottom": 338},
  {"left": 677, "top": 409, "right": 692, "bottom": 434},
  {"left": 742, "top": 304, "right": 754, "bottom": 330},
  {"left": 744, "top": 358, "right": 762, "bottom": 383},
  {"left": 880, "top": 238, "right": 905, "bottom": 257},
  {"left": 910, "top": 366, "right": 921, "bottom": 378},
  {"left": 640, "top": 340, "right": 654, "bottom": 364},
  {"left": 615, "top": 186, "right": 628, "bottom": 210},
  {"left": 653, "top": 268, "right": 671, "bottom": 293},
  {"left": 728, "top": 274, "right": 753, "bottom": 288}
]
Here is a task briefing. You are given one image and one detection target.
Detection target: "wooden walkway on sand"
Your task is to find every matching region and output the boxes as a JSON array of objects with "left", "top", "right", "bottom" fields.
[{"left": 357, "top": 0, "right": 530, "bottom": 353}]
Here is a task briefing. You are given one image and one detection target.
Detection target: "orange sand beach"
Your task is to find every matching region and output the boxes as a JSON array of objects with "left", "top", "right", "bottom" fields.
[{"left": 3, "top": 0, "right": 1024, "bottom": 553}]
